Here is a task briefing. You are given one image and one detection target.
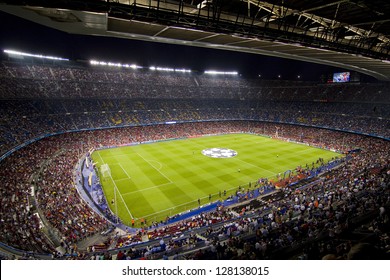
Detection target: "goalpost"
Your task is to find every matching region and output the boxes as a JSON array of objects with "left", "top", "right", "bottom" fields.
[
  {"left": 95, "top": 157, "right": 135, "bottom": 225},
  {"left": 100, "top": 163, "right": 119, "bottom": 223},
  {"left": 101, "top": 164, "right": 111, "bottom": 179}
]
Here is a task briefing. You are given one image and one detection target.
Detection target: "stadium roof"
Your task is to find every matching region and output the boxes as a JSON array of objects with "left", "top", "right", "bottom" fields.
[{"left": 1, "top": 0, "right": 390, "bottom": 80}]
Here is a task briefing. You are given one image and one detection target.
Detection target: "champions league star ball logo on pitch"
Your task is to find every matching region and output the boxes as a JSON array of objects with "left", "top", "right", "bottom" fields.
[{"left": 201, "top": 148, "right": 238, "bottom": 158}]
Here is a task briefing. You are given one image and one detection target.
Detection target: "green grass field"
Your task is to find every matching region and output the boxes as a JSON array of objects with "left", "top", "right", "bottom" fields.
[{"left": 92, "top": 133, "right": 341, "bottom": 226}]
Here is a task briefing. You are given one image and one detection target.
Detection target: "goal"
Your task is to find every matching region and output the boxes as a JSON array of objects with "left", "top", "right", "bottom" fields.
[{"left": 101, "top": 164, "right": 111, "bottom": 179}]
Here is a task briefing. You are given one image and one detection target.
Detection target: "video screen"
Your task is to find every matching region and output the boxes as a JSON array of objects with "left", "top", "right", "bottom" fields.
[{"left": 333, "top": 72, "right": 350, "bottom": 83}]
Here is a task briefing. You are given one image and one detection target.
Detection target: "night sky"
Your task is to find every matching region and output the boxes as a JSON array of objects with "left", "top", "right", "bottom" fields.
[{"left": 0, "top": 11, "right": 354, "bottom": 81}]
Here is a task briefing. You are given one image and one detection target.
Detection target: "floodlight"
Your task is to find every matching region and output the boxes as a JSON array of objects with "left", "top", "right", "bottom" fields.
[
  {"left": 90, "top": 60, "right": 141, "bottom": 69},
  {"left": 205, "top": 70, "right": 238, "bottom": 75},
  {"left": 156, "top": 67, "right": 174, "bottom": 72},
  {"left": 175, "top": 69, "right": 191, "bottom": 73},
  {"left": 4, "top": 49, "right": 69, "bottom": 61},
  {"left": 123, "top": 64, "right": 141, "bottom": 69}
]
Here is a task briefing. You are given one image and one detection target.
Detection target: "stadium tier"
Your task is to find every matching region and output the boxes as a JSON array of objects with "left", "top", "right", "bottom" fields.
[
  {"left": 1, "top": 61, "right": 389, "bottom": 156},
  {"left": 0, "top": 61, "right": 389, "bottom": 260}
]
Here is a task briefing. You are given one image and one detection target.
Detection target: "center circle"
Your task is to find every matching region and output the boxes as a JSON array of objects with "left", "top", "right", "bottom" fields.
[{"left": 201, "top": 148, "right": 238, "bottom": 158}]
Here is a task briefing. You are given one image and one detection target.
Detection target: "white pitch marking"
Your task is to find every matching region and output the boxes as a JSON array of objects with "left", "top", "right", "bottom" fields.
[
  {"left": 134, "top": 151, "right": 173, "bottom": 183},
  {"left": 122, "top": 182, "right": 173, "bottom": 196},
  {"left": 108, "top": 174, "right": 134, "bottom": 220},
  {"left": 147, "top": 160, "right": 163, "bottom": 170},
  {"left": 234, "top": 157, "right": 277, "bottom": 176},
  {"left": 119, "top": 163, "right": 131, "bottom": 179},
  {"left": 95, "top": 152, "right": 134, "bottom": 220}
]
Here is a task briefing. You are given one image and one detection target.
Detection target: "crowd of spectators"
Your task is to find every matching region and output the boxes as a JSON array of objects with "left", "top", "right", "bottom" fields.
[
  {"left": 157, "top": 133, "right": 389, "bottom": 260},
  {"left": 77, "top": 124, "right": 389, "bottom": 260},
  {"left": 1, "top": 61, "right": 389, "bottom": 156},
  {"left": 35, "top": 148, "right": 108, "bottom": 246},
  {"left": 1, "top": 61, "right": 389, "bottom": 100},
  {"left": 0, "top": 121, "right": 254, "bottom": 254},
  {"left": 0, "top": 98, "right": 388, "bottom": 156},
  {"left": 0, "top": 140, "right": 59, "bottom": 253},
  {"left": 182, "top": 137, "right": 389, "bottom": 259},
  {"left": 0, "top": 120, "right": 388, "bottom": 260},
  {"left": 0, "top": 60, "right": 389, "bottom": 259}
]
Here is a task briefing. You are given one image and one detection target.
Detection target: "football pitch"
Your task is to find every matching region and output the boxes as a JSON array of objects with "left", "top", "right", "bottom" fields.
[{"left": 91, "top": 133, "right": 341, "bottom": 226}]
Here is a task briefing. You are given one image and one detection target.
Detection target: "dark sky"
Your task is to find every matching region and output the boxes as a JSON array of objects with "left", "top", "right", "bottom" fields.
[{"left": 0, "top": 10, "right": 353, "bottom": 81}]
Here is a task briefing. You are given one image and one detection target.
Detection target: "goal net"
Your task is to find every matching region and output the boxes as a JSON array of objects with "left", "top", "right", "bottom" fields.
[{"left": 101, "top": 164, "right": 111, "bottom": 179}]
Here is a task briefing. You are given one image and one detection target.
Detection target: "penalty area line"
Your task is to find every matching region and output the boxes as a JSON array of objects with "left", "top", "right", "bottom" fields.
[
  {"left": 134, "top": 151, "right": 173, "bottom": 184},
  {"left": 122, "top": 182, "right": 173, "bottom": 196},
  {"left": 108, "top": 174, "right": 134, "bottom": 220},
  {"left": 95, "top": 152, "right": 135, "bottom": 220},
  {"left": 118, "top": 163, "right": 131, "bottom": 179}
]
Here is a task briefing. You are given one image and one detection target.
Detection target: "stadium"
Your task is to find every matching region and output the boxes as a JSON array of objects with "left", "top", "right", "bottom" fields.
[{"left": 0, "top": 0, "right": 389, "bottom": 261}]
